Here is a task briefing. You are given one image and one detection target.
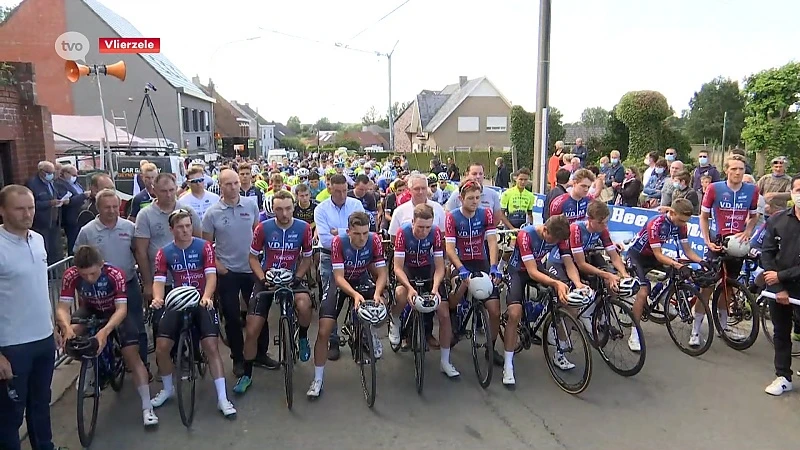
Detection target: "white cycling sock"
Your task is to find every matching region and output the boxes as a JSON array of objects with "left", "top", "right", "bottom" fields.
[
  {"left": 441, "top": 348, "right": 451, "bottom": 365},
  {"left": 504, "top": 351, "right": 514, "bottom": 370},
  {"left": 214, "top": 378, "right": 227, "bottom": 403},
  {"left": 161, "top": 374, "right": 174, "bottom": 394},
  {"left": 314, "top": 366, "right": 325, "bottom": 382},
  {"left": 631, "top": 327, "right": 640, "bottom": 341},
  {"left": 137, "top": 385, "right": 151, "bottom": 411},
  {"left": 692, "top": 313, "right": 705, "bottom": 335}
]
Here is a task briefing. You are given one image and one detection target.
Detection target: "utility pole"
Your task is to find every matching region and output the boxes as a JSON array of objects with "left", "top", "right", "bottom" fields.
[
  {"left": 386, "top": 40, "right": 399, "bottom": 151},
  {"left": 721, "top": 110, "right": 728, "bottom": 151},
  {"left": 531, "top": 0, "right": 552, "bottom": 193}
]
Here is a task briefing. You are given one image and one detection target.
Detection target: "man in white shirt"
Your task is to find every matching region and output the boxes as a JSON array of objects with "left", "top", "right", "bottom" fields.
[
  {"left": 642, "top": 151, "right": 658, "bottom": 188},
  {"left": 389, "top": 173, "right": 446, "bottom": 236},
  {"left": 178, "top": 165, "right": 220, "bottom": 220}
]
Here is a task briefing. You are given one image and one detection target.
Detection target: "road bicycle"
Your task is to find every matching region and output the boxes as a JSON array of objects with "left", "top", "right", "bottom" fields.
[
  {"left": 339, "top": 281, "right": 382, "bottom": 407},
  {"left": 174, "top": 307, "right": 209, "bottom": 428},
  {"left": 390, "top": 278, "right": 432, "bottom": 395},
  {"left": 450, "top": 272, "right": 495, "bottom": 389},
  {"left": 707, "top": 248, "right": 760, "bottom": 350},
  {"left": 267, "top": 272, "right": 301, "bottom": 409},
  {"left": 71, "top": 315, "right": 125, "bottom": 448}
]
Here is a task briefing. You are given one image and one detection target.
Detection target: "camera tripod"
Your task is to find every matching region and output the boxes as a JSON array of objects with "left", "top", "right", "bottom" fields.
[{"left": 130, "top": 83, "right": 170, "bottom": 150}]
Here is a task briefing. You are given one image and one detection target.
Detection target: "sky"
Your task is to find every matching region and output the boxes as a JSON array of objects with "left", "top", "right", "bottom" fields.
[{"left": 3, "top": 0, "right": 800, "bottom": 124}]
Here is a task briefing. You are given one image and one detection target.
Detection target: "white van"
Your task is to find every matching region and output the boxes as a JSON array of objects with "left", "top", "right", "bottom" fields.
[{"left": 267, "top": 148, "right": 288, "bottom": 164}]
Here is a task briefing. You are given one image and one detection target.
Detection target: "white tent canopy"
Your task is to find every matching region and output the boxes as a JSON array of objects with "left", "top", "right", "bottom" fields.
[{"left": 52, "top": 115, "right": 148, "bottom": 153}]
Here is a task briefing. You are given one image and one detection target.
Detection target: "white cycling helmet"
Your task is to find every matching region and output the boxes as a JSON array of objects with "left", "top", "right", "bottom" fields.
[
  {"left": 412, "top": 294, "right": 440, "bottom": 314},
  {"left": 437, "top": 172, "right": 448, "bottom": 181},
  {"left": 264, "top": 268, "right": 293, "bottom": 286},
  {"left": 164, "top": 286, "right": 200, "bottom": 311},
  {"left": 190, "top": 159, "right": 205, "bottom": 167},
  {"left": 467, "top": 272, "right": 494, "bottom": 301},
  {"left": 296, "top": 168, "right": 310, "bottom": 177},
  {"left": 251, "top": 165, "right": 260, "bottom": 176},
  {"left": 618, "top": 277, "right": 641, "bottom": 298},
  {"left": 723, "top": 236, "right": 751, "bottom": 258},
  {"left": 263, "top": 194, "right": 274, "bottom": 216},
  {"left": 357, "top": 300, "right": 388, "bottom": 325},
  {"left": 566, "top": 287, "right": 593, "bottom": 308}
]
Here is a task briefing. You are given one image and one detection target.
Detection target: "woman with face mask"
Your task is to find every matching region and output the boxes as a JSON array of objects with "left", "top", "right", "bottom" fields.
[{"left": 642, "top": 159, "right": 668, "bottom": 209}]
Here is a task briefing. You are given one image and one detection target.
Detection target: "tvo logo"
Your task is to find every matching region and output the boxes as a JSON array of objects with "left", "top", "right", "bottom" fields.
[{"left": 55, "top": 31, "right": 90, "bottom": 61}]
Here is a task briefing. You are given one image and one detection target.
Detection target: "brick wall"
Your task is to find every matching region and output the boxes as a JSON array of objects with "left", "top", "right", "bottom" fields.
[
  {"left": 393, "top": 105, "right": 413, "bottom": 153},
  {"left": 0, "top": 62, "right": 56, "bottom": 185},
  {"left": 0, "top": 0, "right": 72, "bottom": 115}
]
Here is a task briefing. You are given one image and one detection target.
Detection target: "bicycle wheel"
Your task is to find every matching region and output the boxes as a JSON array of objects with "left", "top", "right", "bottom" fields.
[
  {"left": 175, "top": 331, "right": 196, "bottom": 428},
  {"left": 665, "top": 283, "right": 713, "bottom": 356},
  {"left": 216, "top": 297, "right": 230, "bottom": 348},
  {"left": 594, "top": 298, "right": 646, "bottom": 377},
  {"left": 412, "top": 311, "right": 426, "bottom": 395},
  {"left": 470, "top": 302, "right": 493, "bottom": 389},
  {"left": 711, "top": 279, "right": 759, "bottom": 351},
  {"left": 541, "top": 308, "right": 592, "bottom": 394},
  {"left": 109, "top": 334, "right": 126, "bottom": 392},
  {"left": 358, "top": 322, "right": 377, "bottom": 407},
  {"left": 76, "top": 358, "right": 100, "bottom": 448},
  {"left": 280, "top": 316, "right": 294, "bottom": 409}
]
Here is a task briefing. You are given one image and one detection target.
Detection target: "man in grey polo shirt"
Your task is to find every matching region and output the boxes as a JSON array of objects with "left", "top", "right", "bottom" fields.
[
  {"left": 203, "top": 169, "right": 273, "bottom": 375},
  {"left": 75, "top": 189, "right": 150, "bottom": 369},
  {"left": 134, "top": 173, "right": 201, "bottom": 307},
  {"left": 0, "top": 185, "right": 67, "bottom": 450}
]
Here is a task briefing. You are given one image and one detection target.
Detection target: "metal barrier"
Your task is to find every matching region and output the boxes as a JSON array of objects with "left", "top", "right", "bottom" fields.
[{"left": 47, "top": 256, "right": 75, "bottom": 368}]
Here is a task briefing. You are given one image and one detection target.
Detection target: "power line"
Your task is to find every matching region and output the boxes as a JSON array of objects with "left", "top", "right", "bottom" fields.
[{"left": 348, "top": 0, "right": 411, "bottom": 41}]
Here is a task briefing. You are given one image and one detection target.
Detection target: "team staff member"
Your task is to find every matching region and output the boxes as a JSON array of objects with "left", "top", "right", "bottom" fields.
[
  {"left": 0, "top": 185, "right": 68, "bottom": 450},
  {"left": 75, "top": 189, "right": 150, "bottom": 371},
  {"left": 313, "top": 174, "right": 364, "bottom": 360},
  {"left": 202, "top": 169, "right": 265, "bottom": 376},
  {"left": 445, "top": 162, "right": 516, "bottom": 230},
  {"left": 500, "top": 168, "right": 535, "bottom": 229},
  {"left": 761, "top": 174, "right": 800, "bottom": 396}
]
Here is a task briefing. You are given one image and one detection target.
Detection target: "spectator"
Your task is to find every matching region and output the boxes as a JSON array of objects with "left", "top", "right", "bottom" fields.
[
  {"left": 429, "top": 159, "right": 446, "bottom": 176},
  {"left": 757, "top": 156, "right": 792, "bottom": 210},
  {"left": 26, "top": 161, "right": 65, "bottom": 264},
  {"left": 598, "top": 156, "right": 610, "bottom": 175},
  {"left": 56, "top": 164, "right": 88, "bottom": 255},
  {"left": 700, "top": 175, "right": 713, "bottom": 198},
  {"left": 730, "top": 148, "right": 753, "bottom": 175},
  {"left": 132, "top": 159, "right": 150, "bottom": 196},
  {"left": 744, "top": 174, "right": 756, "bottom": 184},
  {"left": 665, "top": 148, "right": 677, "bottom": 163},
  {"left": 669, "top": 170, "right": 700, "bottom": 214},
  {"left": 447, "top": 157, "right": 460, "bottom": 182},
  {"left": 128, "top": 163, "right": 158, "bottom": 221},
  {"left": 570, "top": 157, "right": 582, "bottom": 174},
  {"left": 553, "top": 140, "right": 566, "bottom": 166},
  {"left": 494, "top": 157, "right": 511, "bottom": 189},
  {"left": 547, "top": 148, "right": 563, "bottom": 189},
  {"left": 0, "top": 185, "right": 67, "bottom": 450},
  {"left": 572, "top": 137, "right": 587, "bottom": 164},
  {"left": 642, "top": 159, "right": 669, "bottom": 208},
  {"left": 605, "top": 150, "right": 625, "bottom": 189},
  {"left": 692, "top": 149, "right": 721, "bottom": 191},
  {"left": 543, "top": 168, "right": 571, "bottom": 220},
  {"left": 617, "top": 166, "right": 643, "bottom": 207},
  {"left": 761, "top": 174, "right": 800, "bottom": 396},
  {"left": 660, "top": 160, "right": 685, "bottom": 207},
  {"left": 642, "top": 151, "right": 659, "bottom": 188},
  {"left": 561, "top": 153, "right": 573, "bottom": 167}
]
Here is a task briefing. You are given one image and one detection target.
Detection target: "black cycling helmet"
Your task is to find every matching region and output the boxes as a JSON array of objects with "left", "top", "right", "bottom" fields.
[{"left": 65, "top": 336, "right": 99, "bottom": 359}]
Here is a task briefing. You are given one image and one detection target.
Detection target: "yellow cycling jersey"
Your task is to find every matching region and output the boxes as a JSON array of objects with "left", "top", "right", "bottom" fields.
[
  {"left": 316, "top": 188, "right": 331, "bottom": 202},
  {"left": 500, "top": 187, "right": 535, "bottom": 226}
]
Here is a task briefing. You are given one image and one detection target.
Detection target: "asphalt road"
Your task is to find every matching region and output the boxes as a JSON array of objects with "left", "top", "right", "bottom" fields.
[{"left": 38, "top": 319, "right": 797, "bottom": 450}]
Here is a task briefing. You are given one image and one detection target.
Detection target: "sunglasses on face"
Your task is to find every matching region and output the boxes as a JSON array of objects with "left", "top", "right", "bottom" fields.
[{"left": 188, "top": 178, "right": 205, "bottom": 184}]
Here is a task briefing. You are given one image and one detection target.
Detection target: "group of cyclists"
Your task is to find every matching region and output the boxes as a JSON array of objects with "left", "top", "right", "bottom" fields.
[{"left": 57, "top": 150, "right": 774, "bottom": 435}]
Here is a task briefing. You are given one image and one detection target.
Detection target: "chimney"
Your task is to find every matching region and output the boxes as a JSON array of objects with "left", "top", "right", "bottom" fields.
[
  {"left": 192, "top": 75, "right": 200, "bottom": 86},
  {"left": 208, "top": 78, "right": 215, "bottom": 94},
  {"left": 459, "top": 76, "right": 467, "bottom": 87}
]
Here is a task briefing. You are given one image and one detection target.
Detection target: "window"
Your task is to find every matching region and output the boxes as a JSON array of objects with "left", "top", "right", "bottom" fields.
[
  {"left": 181, "top": 107, "right": 189, "bottom": 132},
  {"left": 192, "top": 109, "right": 199, "bottom": 132},
  {"left": 457, "top": 116, "right": 479, "bottom": 132},
  {"left": 486, "top": 116, "right": 508, "bottom": 131},
  {"left": 455, "top": 146, "right": 471, "bottom": 152},
  {"left": 199, "top": 111, "right": 207, "bottom": 132}
]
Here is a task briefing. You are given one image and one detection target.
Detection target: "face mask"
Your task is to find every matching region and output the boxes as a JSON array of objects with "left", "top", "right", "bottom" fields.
[
  {"left": 698, "top": 157, "right": 708, "bottom": 165},
  {"left": 673, "top": 181, "right": 685, "bottom": 189},
  {"left": 611, "top": 158, "right": 619, "bottom": 164},
  {"left": 666, "top": 154, "right": 676, "bottom": 162},
  {"left": 644, "top": 158, "right": 650, "bottom": 165},
  {"left": 44, "top": 173, "right": 54, "bottom": 182},
  {"left": 599, "top": 163, "right": 606, "bottom": 169},
  {"left": 793, "top": 194, "right": 800, "bottom": 205},
  {"left": 655, "top": 168, "right": 665, "bottom": 175},
  {"left": 69, "top": 176, "right": 77, "bottom": 184}
]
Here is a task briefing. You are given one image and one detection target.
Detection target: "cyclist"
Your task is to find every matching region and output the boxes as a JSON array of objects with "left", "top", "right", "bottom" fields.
[
  {"left": 349, "top": 174, "right": 380, "bottom": 232},
  {"left": 432, "top": 172, "right": 454, "bottom": 205},
  {"left": 307, "top": 172, "right": 325, "bottom": 198},
  {"left": 444, "top": 180, "right": 504, "bottom": 366},
  {"left": 390, "top": 204, "right": 457, "bottom": 376},
  {"left": 626, "top": 199, "right": 704, "bottom": 351},
  {"left": 234, "top": 190, "right": 314, "bottom": 394},
  {"left": 548, "top": 168, "right": 595, "bottom": 223},
  {"left": 500, "top": 168, "right": 535, "bottom": 229},
  {"left": 238, "top": 163, "right": 264, "bottom": 212},
  {"left": 698, "top": 154, "right": 759, "bottom": 345},
  {"left": 504, "top": 215, "right": 572, "bottom": 386},
  {"left": 149, "top": 209, "right": 236, "bottom": 418},
  {"left": 307, "top": 212, "right": 387, "bottom": 399},
  {"left": 58, "top": 245, "right": 158, "bottom": 426}
]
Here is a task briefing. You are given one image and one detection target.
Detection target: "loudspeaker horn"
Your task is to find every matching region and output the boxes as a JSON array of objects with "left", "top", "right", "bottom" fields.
[
  {"left": 65, "top": 60, "right": 90, "bottom": 83},
  {"left": 102, "top": 61, "right": 126, "bottom": 81}
]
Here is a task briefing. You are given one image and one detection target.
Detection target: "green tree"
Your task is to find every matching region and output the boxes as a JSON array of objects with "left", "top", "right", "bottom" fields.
[
  {"left": 685, "top": 77, "right": 745, "bottom": 146},
  {"left": 548, "top": 106, "right": 566, "bottom": 145},
  {"left": 361, "top": 106, "right": 380, "bottom": 126},
  {"left": 315, "top": 117, "right": 333, "bottom": 131},
  {"left": 580, "top": 106, "right": 609, "bottom": 128},
  {"left": 616, "top": 90, "right": 672, "bottom": 162},
  {"left": 0, "top": 5, "right": 14, "bottom": 22},
  {"left": 510, "top": 105, "right": 535, "bottom": 170},
  {"left": 600, "top": 106, "right": 630, "bottom": 159},
  {"left": 279, "top": 136, "right": 306, "bottom": 151},
  {"left": 286, "top": 116, "right": 302, "bottom": 133},
  {"left": 334, "top": 137, "right": 361, "bottom": 151},
  {"left": 742, "top": 61, "right": 800, "bottom": 171}
]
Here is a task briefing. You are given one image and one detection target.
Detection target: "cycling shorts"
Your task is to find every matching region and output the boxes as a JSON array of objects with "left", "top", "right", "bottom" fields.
[
  {"left": 249, "top": 280, "right": 311, "bottom": 318},
  {"left": 156, "top": 305, "right": 220, "bottom": 341},
  {"left": 506, "top": 261, "right": 547, "bottom": 305},
  {"left": 626, "top": 249, "right": 663, "bottom": 293},
  {"left": 73, "top": 307, "right": 139, "bottom": 348},
  {"left": 320, "top": 274, "right": 375, "bottom": 320}
]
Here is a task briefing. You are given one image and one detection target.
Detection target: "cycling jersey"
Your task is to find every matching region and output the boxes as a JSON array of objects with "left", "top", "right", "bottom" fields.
[
  {"left": 293, "top": 201, "right": 318, "bottom": 227},
  {"left": 501, "top": 187, "right": 535, "bottom": 227},
  {"left": 431, "top": 188, "right": 452, "bottom": 206},
  {"left": 348, "top": 190, "right": 379, "bottom": 231},
  {"left": 154, "top": 238, "right": 216, "bottom": 292},
  {"left": 445, "top": 207, "right": 496, "bottom": 261},
  {"left": 629, "top": 214, "right": 688, "bottom": 256},
  {"left": 701, "top": 181, "right": 759, "bottom": 237},
  {"left": 177, "top": 190, "right": 220, "bottom": 220},
  {"left": 508, "top": 225, "right": 557, "bottom": 271},
  {"left": 316, "top": 189, "right": 331, "bottom": 202},
  {"left": 750, "top": 221, "right": 767, "bottom": 250},
  {"left": 250, "top": 218, "right": 313, "bottom": 271},
  {"left": 394, "top": 223, "right": 444, "bottom": 268},
  {"left": 331, "top": 232, "right": 386, "bottom": 281},
  {"left": 60, "top": 264, "right": 127, "bottom": 313},
  {"left": 308, "top": 181, "right": 325, "bottom": 198},
  {"left": 550, "top": 221, "right": 614, "bottom": 264},
  {"left": 241, "top": 185, "right": 264, "bottom": 212},
  {"left": 548, "top": 193, "right": 590, "bottom": 224}
]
